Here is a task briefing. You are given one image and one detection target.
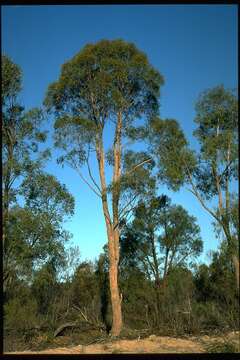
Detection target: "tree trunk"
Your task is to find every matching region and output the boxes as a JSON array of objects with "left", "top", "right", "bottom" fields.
[
  {"left": 101, "top": 201, "right": 122, "bottom": 337},
  {"left": 108, "top": 228, "right": 122, "bottom": 336},
  {"left": 232, "top": 254, "right": 239, "bottom": 291},
  {"left": 108, "top": 111, "right": 123, "bottom": 336},
  {"left": 96, "top": 124, "right": 123, "bottom": 337}
]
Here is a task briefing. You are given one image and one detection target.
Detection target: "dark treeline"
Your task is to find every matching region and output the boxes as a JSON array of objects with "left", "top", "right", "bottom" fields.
[{"left": 2, "top": 40, "right": 239, "bottom": 352}]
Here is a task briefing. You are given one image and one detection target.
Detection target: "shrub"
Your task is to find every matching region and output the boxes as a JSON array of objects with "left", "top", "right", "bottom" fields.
[
  {"left": 206, "top": 340, "right": 239, "bottom": 353},
  {"left": 4, "top": 296, "right": 39, "bottom": 333}
]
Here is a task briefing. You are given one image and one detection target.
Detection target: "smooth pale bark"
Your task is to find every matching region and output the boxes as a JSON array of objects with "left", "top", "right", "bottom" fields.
[
  {"left": 108, "top": 228, "right": 122, "bottom": 336},
  {"left": 109, "top": 111, "right": 123, "bottom": 336}
]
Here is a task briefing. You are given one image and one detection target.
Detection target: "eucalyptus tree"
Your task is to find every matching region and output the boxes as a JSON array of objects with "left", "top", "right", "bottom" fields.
[
  {"left": 120, "top": 195, "right": 203, "bottom": 322},
  {"left": 2, "top": 55, "right": 49, "bottom": 291},
  {"left": 5, "top": 172, "right": 74, "bottom": 293},
  {"left": 150, "top": 85, "right": 239, "bottom": 289},
  {"left": 44, "top": 39, "right": 163, "bottom": 335}
]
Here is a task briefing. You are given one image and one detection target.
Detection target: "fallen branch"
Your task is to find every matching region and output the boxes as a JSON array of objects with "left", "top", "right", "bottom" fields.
[
  {"left": 54, "top": 321, "right": 78, "bottom": 337},
  {"left": 54, "top": 318, "right": 106, "bottom": 337}
]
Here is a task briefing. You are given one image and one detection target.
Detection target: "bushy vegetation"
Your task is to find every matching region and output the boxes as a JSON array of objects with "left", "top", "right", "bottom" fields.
[{"left": 4, "top": 242, "right": 239, "bottom": 351}]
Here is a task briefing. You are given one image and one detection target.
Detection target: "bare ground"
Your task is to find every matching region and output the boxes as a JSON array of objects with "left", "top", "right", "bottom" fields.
[{"left": 6, "top": 331, "right": 239, "bottom": 354}]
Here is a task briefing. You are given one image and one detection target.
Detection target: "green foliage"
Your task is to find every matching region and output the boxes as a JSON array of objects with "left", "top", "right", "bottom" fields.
[
  {"left": 95, "top": 253, "right": 111, "bottom": 331},
  {"left": 120, "top": 196, "right": 203, "bottom": 332},
  {"left": 2, "top": 54, "right": 49, "bottom": 185},
  {"left": 21, "top": 172, "right": 74, "bottom": 221},
  {"left": 213, "top": 193, "right": 239, "bottom": 256},
  {"left": 5, "top": 172, "right": 74, "bottom": 285},
  {"left": 149, "top": 118, "right": 196, "bottom": 191},
  {"left": 159, "top": 267, "right": 194, "bottom": 333},
  {"left": 121, "top": 195, "right": 203, "bottom": 276},
  {"left": 4, "top": 246, "right": 239, "bottom": 351},
  {"left": 2, "top": 58, "right": 49, "bottom": 185},
  {"left": 193, "top": 86, "right": 238, "bottom": 198},
  {"left": 192, "top": 302, "right": 226, "bottom": 330},
  {"left": 165, "top": 267, "right": 194, "bottom": 304},
  {"left": 120, "top": 268, "right": 155, "bottom": 329},
  {"left": 67, "top": 261, "right": 102, "bottom": 327},
  {"left": 193, "top": 247, "right": 239, "bottom": 331},
  {"left": 45, "top": 39, "right": 163, "bottom": 120},
  {"left": 149, "top": 85, "right": 238, "bottom": 284},
  {"left": 158, "top": 204, "right": 203, "bottom": 266},
  {"left": 71, "top": 262, "right": 99, "bottom": 308},
  {"left": 194, "top": 85, "right": 238, "bottom": 161},
  {"left": 2, "top": 54, "right": 22, "bottom": 102},
  {"left": 44, "top": 39, "right": 163, "bottom": 207},
  {"left": 4, "top": 285, "right": 38, "bottom": 332},
  {"left": 118, "top": 150, "right": 156, "bottom": 199},
  {"left": 32, "top": 262, "right": 58, "bottom": 315},
  {"left": 2, "top": 56, "right": 74, "bottom": 297},
  {"left": 2, "top": 56, "right": 51, "bottom": 294}
]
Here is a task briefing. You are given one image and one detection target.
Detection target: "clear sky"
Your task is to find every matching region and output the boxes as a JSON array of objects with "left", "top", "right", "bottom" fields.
[{"left": 2, "top": 5, "right": 238, "bottom": 264}]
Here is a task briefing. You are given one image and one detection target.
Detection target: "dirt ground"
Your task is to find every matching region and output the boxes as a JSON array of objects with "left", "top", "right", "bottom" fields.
[{"left": 6, "top": 331, "right": 239, "bottom": 354}]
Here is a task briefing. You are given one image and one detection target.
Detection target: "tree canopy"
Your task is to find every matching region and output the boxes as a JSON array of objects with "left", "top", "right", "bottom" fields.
[
  {"left": 121, "top": 195, "right": 203, "bottom": 278},
  {"left": 149, "top": 85, "right": 238, "bottom": 288}
]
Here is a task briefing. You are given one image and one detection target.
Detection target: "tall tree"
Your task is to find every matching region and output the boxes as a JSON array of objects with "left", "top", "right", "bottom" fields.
[
  {"left": 149, "top": 85, "right": 239, "bottom": 289},
  {"left": 2, "top": 55, "right": 49, "bottom": 291},
  {"left": 44, "top": 39, "right": 163, "bottom": 335}
]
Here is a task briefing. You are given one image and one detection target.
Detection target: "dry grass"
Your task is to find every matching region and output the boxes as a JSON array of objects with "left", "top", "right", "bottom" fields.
[{"left": 5, "top": 331, "right": 239, "bottom": 354}]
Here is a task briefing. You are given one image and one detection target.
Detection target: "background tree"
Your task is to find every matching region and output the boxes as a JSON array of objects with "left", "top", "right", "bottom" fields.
[
  {"left": 4, "top": 171, "right": 74, "bottom": 305},
  {"left": 32, "top": 261, "right": 59, "bottom": 316},
  {"left": 2, "top": 57, "right": 77, "bottom": 350},
  {"left": 120, "top": 195, "right": 203, "bottom": 326},
  {"left": 44, "top": 39, "right": 163, "bottom": 336},
  {"left": 149, "top": 85, "right": 239, "bottom": 289},
  {"left": 2, "top": 55, "right": 50, "bottom": 292}
]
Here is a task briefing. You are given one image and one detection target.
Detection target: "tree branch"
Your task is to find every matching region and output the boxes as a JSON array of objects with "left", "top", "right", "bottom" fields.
[
  {"left": 219, "top": 159, "right": 234, "bottom": 184},
  {"left": 113, "top": 194, "right": 140, "bottom": 231},
  {"left": 145, "top": 256, "right": 157, "bottom": 278},
  {"left": 75, "top": 166, "right": 102, "bottom": 198},
  {"left": 86, "top": 147, "right": 102, "bottom": 194},
  {"left": 186, "top": 186, "right": 220, "bottom": 224},
  {"left": 123, "top": 158, "right": 152, "bottom": 178},
  {"left": 184, "top": 163, "right": 220, "bottom": 224},
  {"left": 119, "top": 193, "right": 139, "bottom": 219},
  {"left": 176, "top": 250, "right": 195, "bottom": 267}
]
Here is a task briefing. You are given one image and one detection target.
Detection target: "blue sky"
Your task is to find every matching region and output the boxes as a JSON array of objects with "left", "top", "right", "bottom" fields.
[{"left": 2, "top": 5, "right": 238, "bottom": 264}]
